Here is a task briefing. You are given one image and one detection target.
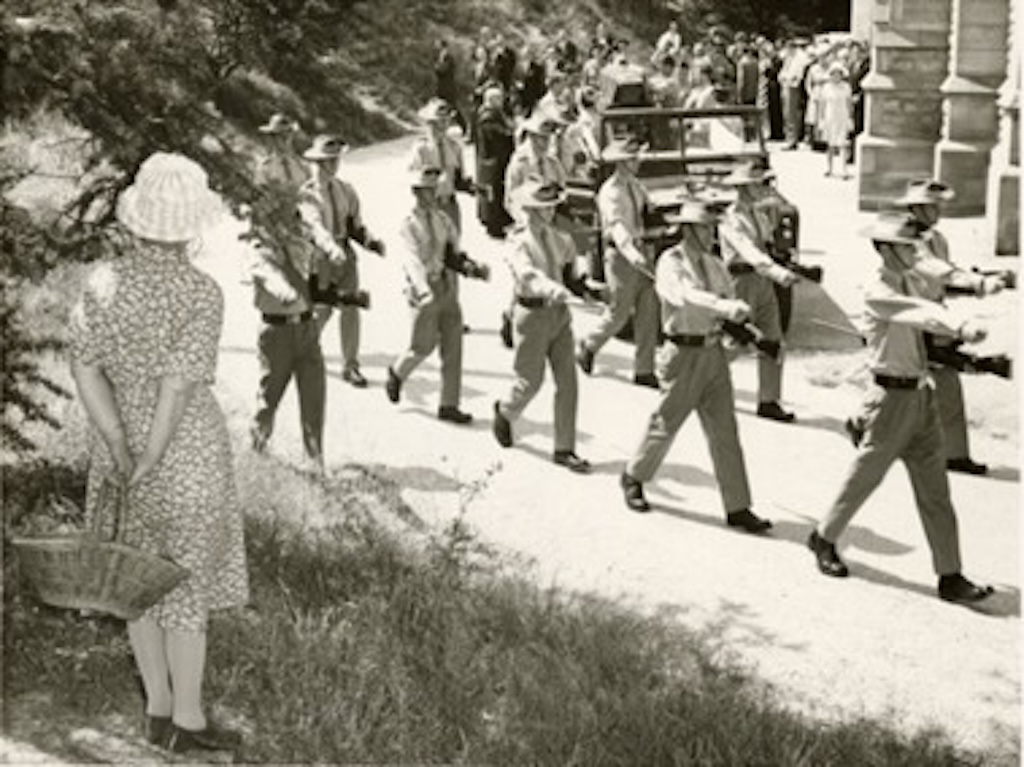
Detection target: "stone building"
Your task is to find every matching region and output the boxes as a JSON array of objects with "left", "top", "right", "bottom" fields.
[{"left": 852, "top": 0, "right": 1019, "bottom": 254}]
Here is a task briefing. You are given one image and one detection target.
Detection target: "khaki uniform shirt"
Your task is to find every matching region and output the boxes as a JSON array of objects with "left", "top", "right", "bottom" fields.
[
  {"left": 719, "top": 204, "right": 788, "bottom": 280},
  {"left": 399, "top": 204, "right": 459, "bottom": 301},
  {"left": 410, "top": 132, "right": 464, "bottom": 201},
  {"left": 656, "top": 238, "right": 736, "bottom": 336},
  {"left": 597, "top": 171, "right": 651, "bottom": 258},
  {"left": 298, "top": 176, "right": 365, "bottom": 257},
  {"left": 507, "top": 223, "right": 575, "bottom": 302},
  {"left": 255, "top": 153, "right": 309, "bottom": 189},
  {"left": 504, "top": 142, "right": 567, "bottom": 217}
]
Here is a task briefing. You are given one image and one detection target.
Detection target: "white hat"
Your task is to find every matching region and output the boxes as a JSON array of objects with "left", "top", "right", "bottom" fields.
[
  {"left": 116, "top": 152, "right": 222, "bottom": 243},
  {"left": 409, "top": 165, "right": 442, "bottom": 188},
  {"left": 513, "top": 179, "right": 567, "bottom": 209}
]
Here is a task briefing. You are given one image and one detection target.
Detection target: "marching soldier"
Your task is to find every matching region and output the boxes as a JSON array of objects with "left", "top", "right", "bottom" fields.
[
  {"left": 895, "top": 179, "right": 1007, "bottom": 475},
  {"left": 719, "top": 164, "right": 802, "bottom": 421},
  {"left": 246, "top": 215, "right": 326, "bottom": 471},
  {"left": 500, "top": 113, "right": 569, "bottom": 348},
  {"left": 409, "top": 98, "right": 475, "bottom": 233},
  {"left": 254, "top": 113, "right": 309, "bottom": 189},
  {"left": 385, "top": 166, "right": 483, "bottom": 425},
  {"left": 298, "top": 134, "right": 385, "bottom": 389},
  {"left": 807, "top": 214, "right": 994, "bottom": 605},
  {"left": 619, "top": 197, "right": 773, "bottom": 534},
  {"left": 492, "top": 180, "right": 594, "bottom": 473},
  {"left": 576, "top": 136, "right": 660, "bottom": 389}
]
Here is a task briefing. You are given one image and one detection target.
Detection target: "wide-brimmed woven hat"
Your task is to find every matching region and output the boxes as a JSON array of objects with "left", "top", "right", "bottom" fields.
[
  {"left": 303, "top": 134, "right": 349, "bottom": 161},
  {"left": 116, "top": 152, "right": 222, "bottom": 243},
  {"left": 665, "top": 199, "right": 730, "bottom": 225},
  {"left": 409, "top": 165, "right": 442, "bottom": 189},
  {"left": 721, "top": 163, "right": 776, "bottom": 186},
  {"left": 601, "top": 136, "right": 647, "bottom": 162},
  {"left": 514, "top": 179, "right": 567, "bottom": 209},
  {"left": 894, "top": 178, "right": 955, "bottom": 206},
  {"left": 417, "top": 98, "right": 453, "bottom": 123},
  {"left": 865, "top": 214, "right": 925, "bottom": 245},
  {"left": 258, "top": 113, "right": 298, "bottom": 134}
]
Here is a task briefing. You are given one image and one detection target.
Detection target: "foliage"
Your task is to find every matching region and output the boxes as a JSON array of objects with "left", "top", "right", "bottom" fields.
[{"left": 3, "top": 456, "right": 991, "bottom": 766}]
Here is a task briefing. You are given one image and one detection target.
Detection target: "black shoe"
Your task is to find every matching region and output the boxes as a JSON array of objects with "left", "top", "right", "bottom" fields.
[
  {"left": 492, "top": 401, "right": 513, "bottom": 447},
  {"left": 807, "top": 530, "right": 849, "bottom": 577},
  {"left": 576, "top": 342, "right": 595, "bottom": 375},
  {"left": 946, "top": 457, "right": 988, "bottom": 476},
  {"left": 146, "top": 715, "right": 172, "bottom": 747},
  {"left": 553, "top": 451, "right": 592, "bottom": 474},
  {"left": 250, "top": 427, "right": 268, "bottom": 454},
  {"left": 938, "top": 574, "right": 994, "bottom": 604},
  {"left": 757, "top": 402, "right": 796, "bottom": 423},
  {"left": 385, "top": 367, "right": 401, "bottom": 403},
  {"left": 844, "top": 418, "right": 864, "bottom": 448},
  {"left": 726, "top": 509, "right": 773, "bottom": 534},
  {"left": 634, "top": 373, "right": 659, "bottom": 389},
  {"left": 343, "top": 367, "right": 368, "bottom": 388},
  {"left": 620, "top": 472, "right": 650, "bottom": 512},
  {"left": 163, "top": 722, "right": 242, "bottom": 754},
  {"left": 438, "top": 406, "right": 473, "bottom": 425},
  {"left": 500, "top": 312, "right": 514, "bottom": 349}
]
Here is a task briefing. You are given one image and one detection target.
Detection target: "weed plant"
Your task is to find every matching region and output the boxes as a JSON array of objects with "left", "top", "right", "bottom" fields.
[{"left": 3, "top": 453, "right": 985, "bottom": 766}]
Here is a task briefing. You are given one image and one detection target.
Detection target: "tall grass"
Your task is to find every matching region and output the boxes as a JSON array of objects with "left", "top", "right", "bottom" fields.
[{"left": 3, "top": 450, "right": 989, "bottom": 766}]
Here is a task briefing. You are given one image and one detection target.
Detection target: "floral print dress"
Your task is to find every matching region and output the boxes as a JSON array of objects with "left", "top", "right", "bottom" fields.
[{"left": 69, "top": 245, "right": 249, "bottom": 632}]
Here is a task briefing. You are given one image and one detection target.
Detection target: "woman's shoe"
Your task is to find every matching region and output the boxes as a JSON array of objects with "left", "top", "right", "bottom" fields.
[{"left": 164, "top": 722, "right": 242, "bottom": 754}]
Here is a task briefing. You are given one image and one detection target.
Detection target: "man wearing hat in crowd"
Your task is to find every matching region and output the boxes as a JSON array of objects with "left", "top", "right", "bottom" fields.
[
  {"left": 409, "top": 97, "right": 475, "bottom": 233},
  {"left": 500, "top": 112, "right": 570, "bottom": 348},
  {"left": 254, "top": 113, "right": 308, "bottom": 189},
  {"left": 384, "top": 166, "right": 474, "bottom": 425},
  {"left": 807, "top": 214, "right": 994, "bottom": 605},
  {"left": 779, "top": 37, "right": 812, "bottom": 149},
  {"left": 619, "top": 196, "right": 774, "bottom": 534},
  {"left": 892, "top": 179, "right": 1007, "bottom": 475},
  {"left": 492, "top": 180, "right": 593, "bottom": 473},
  {"left": 719, "top": 163, "right": 802, "bottom": 422},
  {"left": 298, "top": 134, "right": 385, "bottom": 389}
]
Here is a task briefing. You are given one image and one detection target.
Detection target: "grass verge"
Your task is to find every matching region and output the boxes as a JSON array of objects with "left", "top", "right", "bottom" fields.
[{"left": 3, "top": 450, "right": 987, "bottom": 766}]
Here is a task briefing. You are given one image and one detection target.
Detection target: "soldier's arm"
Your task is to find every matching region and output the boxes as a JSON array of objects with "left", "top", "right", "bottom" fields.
[
  {"left": 297, "top": 191, "right": 346, "bottom": 262},
  {"left": 508, "top": 239, "right": 568, "bottom": 302},
  {"left": 399, "top": 219, "right": 432, "bottom": 300},
  {"left": 247, "top": 247, "right": 300, "bottom": 303},
  {"left": 866, "top": 289, "right": 980, "bottom": 340},
  {"left": 720, "top": 219, "right": 796, "bottom": 286}
]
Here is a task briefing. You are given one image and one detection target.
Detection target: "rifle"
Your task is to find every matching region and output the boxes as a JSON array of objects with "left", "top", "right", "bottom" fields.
[
  {"left": 344, "top": 215, "right": 385, "bottom": 255},
  {"left": 767, "top": 242, "right": 823, "bottom": 283},
  {"left": 971, "top": 266, "right": 1017, "bottom": 290},
  {"left": 562, "top": 265, "right": 607, "bottom": 302},
  {"left": 925, "top": 336, "right": 1012, "bottom": 379},
  {"left": 444, "top": 243, "right": 490, "bottom": 281},
  {"left": 307, "top": 276, "right": 371, "bottom": 309},
  {"left": 721, "top": 320, "right": 781, "bottom": 360}
]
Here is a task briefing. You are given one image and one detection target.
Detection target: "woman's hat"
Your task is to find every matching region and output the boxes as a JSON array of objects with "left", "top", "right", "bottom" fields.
[
  {"left": 302, "top": 134, "right": 349, "bottom": 161},
  {"left": 409, "top": 165, "right": 442, "bottom": 189},
  {"left": 865, "top": 214, "right": 925, "bottom": 245},
  {"left": 721, "top": 163, "right": 776, "bottom": 186},
  {"left": 601, "top": 136, "right": 647, "bottom": 162},
  {"left": 417, "top": 98, "right": 453, "bottom": 123},
  {"left": 115, "top": 152, "right": 222, "bottom": 243},
  {"left": 257, "top": 113, "right": 298, "bottom": 134},
  {"left": 514, "top": 179, "right": 567, "bottom": 209},
  {"left": 894, "top": 178, "right": 956, "bottom": 206}
]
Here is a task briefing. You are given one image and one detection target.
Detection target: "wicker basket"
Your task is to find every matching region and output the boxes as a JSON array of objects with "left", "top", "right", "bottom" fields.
[{"left": 11, "top": 480, "right": 190, "bottom": 621}]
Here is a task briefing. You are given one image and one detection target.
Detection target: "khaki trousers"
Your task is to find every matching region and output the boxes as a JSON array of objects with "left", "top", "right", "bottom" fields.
[
  {"left": 392, "top": 277, "right": 464, "bottom": 408},
  {"left": 582, "top": 247, "right": 658, "bottom": 377},
  {"left": 499, "top": 303, "right": 578, "bottom": 453},
  {"left": 316, "top": 254, "right": 361, "bottom": 372},
  {"left": 254, "top": 319, "right": 326, "bottom": 460},
  {"left": 733, "top": 271, "right": 784, "bottom": 404},
  {"left": 932, "top": 365, "right": 969, "bottom": 460},
  {"left": 819, "top": 385, "right": 962, "bottom": 575},
  {"left": 626, "top": 343, "right": 752, "bottom": 514}
]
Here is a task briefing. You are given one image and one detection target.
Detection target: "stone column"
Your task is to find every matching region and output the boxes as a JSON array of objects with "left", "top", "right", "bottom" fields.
[
  {"left": 857, "top": 0, "right": 952, "bottom": 210},
  {"left": 933, "top": 0, "right": 1010, "bottom": 215},
  {"left": 986, "top": 0, "right": 1019, "bottom": 254}
]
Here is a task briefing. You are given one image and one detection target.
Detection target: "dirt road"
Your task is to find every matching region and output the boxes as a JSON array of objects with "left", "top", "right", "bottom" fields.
[{"left": 197, "top": 137, "right": 1020, "bottom": 760}]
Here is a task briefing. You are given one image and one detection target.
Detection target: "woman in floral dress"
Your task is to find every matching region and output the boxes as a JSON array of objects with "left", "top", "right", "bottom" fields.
[{"left": 69, "top": 152, "right": 249, "bottom": 756}]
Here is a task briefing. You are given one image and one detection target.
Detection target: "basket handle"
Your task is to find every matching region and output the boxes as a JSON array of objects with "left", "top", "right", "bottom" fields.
[{"left": 92, "top": 479, "right": 130, "bottom": 543}]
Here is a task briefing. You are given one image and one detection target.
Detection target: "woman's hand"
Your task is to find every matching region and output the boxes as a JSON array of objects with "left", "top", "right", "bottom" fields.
[{"left": 128, "top": 450, "right": 160, "bottom": 487}]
